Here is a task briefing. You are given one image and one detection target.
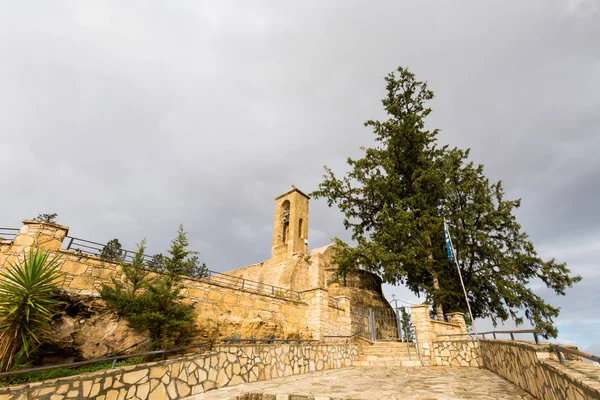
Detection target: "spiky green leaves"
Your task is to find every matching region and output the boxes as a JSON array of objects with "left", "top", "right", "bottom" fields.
[{"left": 0, "top": 249, "right": 64, "bottom": 371}]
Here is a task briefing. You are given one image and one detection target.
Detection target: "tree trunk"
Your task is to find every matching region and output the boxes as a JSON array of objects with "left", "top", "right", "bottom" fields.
[
  {"left": 430, "top": 267, "right": 445, "bottom": 320},
  {"left": 425, "top": 232, "right": 444, "bottom": 320}
]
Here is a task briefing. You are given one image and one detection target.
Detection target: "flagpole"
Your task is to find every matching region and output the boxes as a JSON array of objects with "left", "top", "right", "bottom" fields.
[{"left": 444, "top": 217, "right": 485, "bottom": 367}]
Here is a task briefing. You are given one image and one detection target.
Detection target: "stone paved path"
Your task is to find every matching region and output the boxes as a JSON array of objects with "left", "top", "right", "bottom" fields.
[{"left": 187, "top": 366, "right": 534, "bottom": 399}]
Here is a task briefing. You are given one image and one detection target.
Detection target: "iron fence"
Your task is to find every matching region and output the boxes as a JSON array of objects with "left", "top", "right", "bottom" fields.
[
  {"left": 350, "top": 307, "right": 373, "bottom": 339},
  {"left": 204, "top": 270, "right": 302, "bottom": 301},
  {"left": 0, "top": 227, "right": 18, "bottom": 241},
  {"left": 0, "top": 343, "right": 208, "bottom": 378},
  {"left": 60, "top": 235, "right": 303, "bottom": 301},
  {"left": 350, "top": 306, "right": 415, "bottom": 342},
  {"left": 63, "top": 236, "right": 154, "bottom": 264}
]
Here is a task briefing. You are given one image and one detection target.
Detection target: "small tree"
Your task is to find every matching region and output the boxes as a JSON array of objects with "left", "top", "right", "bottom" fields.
[
  {"left": 147, "top": 254, "right": 166, "bottom": 273},
  {"left": 100, "top": 239, "right": 149, "bottom": 315},
  {"left": 100, "top": 227, "right": 198, "bottom": 349},
  {"left": 33, "top": 213, "right": 58, "bottom": 224},
  {"left": 400, "top": 307, "right": 413, "bottom": 342},
  {"left": 185, "top": 255, "right": 209, "bottom": 279},
  {"left": 163, "top": 225, "right": 196, "bottom": 278},
  {"left": 0, "top": 249, "right": 64, "bottom": 371},
  {"left": 100, "top": 239, "right": 123, "bottom": 261}
]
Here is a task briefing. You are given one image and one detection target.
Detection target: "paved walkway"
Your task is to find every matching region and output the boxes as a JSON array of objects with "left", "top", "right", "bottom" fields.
[{"left": 187, "top": 366, "right": 534, "bottom": 399}]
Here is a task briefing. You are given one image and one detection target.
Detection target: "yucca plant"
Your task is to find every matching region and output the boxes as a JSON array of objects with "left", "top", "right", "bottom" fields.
[{"left": 0, "top": 249, "right": 64, "bottom": 372}]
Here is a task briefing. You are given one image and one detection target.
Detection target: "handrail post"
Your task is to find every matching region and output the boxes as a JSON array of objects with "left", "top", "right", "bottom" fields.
[
  {"left": 66, "top": 237, "right": 75, "bottom": 250},
  {"left": 414, "top": 327, "right": 421, "bottom": 362},
  {"left": 510, "top": 333, "right": 515, "bottom": 341},
  {"left": 556, "top": 347, "right": 565, "bottom": 364},
  {"left": 534, "top": 332, "right": 539, "bottom": 345},
  {"left": 492, "top": 333, "right": 496, "bottom": 339}
]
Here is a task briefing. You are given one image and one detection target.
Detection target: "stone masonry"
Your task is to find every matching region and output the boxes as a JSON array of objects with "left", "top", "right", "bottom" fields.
[{"left": 0, "top": 344, "right": 357, "bottom": 400}]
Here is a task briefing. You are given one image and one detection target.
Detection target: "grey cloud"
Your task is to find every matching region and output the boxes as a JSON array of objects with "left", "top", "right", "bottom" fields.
[{"left": 0, "top": 0, "right": 598, "bottom": 345}]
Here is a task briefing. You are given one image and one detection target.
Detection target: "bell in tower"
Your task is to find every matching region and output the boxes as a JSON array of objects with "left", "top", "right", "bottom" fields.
[{"left": 271, "top": 186, "right": 309, "bottom": 261}]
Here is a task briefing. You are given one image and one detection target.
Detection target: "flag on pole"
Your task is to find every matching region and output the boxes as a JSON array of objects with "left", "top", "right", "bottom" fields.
[{"left": 443, "top": 219, "right": 453, "bottom": 263}]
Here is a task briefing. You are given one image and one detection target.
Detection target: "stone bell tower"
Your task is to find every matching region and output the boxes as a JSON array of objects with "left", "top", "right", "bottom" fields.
[{"left": 271, "top": 186, "right": 309, "bottom": 262}]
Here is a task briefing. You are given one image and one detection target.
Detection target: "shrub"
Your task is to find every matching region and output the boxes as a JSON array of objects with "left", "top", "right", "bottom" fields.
[
  {"left": 100, "top": 238, "right": 123, "bottom": 261},
  {"left": 0, "top": 249, "right": 64, "bottom": 372},
  {"left": 101, "top": 226, "right": 202, "bottom": 350},
  {"left": 33, "top": 213, "right": 58, "bottom": 223}
]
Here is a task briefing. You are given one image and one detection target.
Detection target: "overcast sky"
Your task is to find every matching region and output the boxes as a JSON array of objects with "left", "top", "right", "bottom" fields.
[{"left": 1, "top": 1, "right": 598, "bottom": 354}]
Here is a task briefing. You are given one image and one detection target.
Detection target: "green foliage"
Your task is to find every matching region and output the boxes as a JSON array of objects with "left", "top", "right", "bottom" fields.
[
  {"left": 147, "top": 253, "right": 166, "bottom": 273},
  {"left": 33, "top": 213, "right": 58, "bottom": 223},
  {"left": 147, "top": 231, "right": 208, "bottom": 280},
  {"left": 312, "top": 66, "right": 581, "bottom": 338},
  {"left": 0, "top": 249, "right": 64, "bottom": 372},
  {"left": 0, "top": 357, "right": 143, "bottom": 387},
  {"left": 400, "top": 307, "right": 413, "bottom": 342},
  {"left": 184, "top": 255, "right": 209, "bottom": 279},
  {"left": 100, "top": 239, "right": 149, "bottom": 316},
  {"left": 100, "top": 227, "right": 199, "bottom": 349},
  {"left": 100, "top": 238, "right": 123, "bottom": 261}
]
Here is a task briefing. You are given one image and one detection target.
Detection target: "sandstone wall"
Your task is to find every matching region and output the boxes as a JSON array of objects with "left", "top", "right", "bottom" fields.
[
  {"left": 481, "top": 339, "right": 600, "bottom": 400},
  {"left": 0, "top": 222, "right": 357, "bottom": 342},
  {"left": 430, "top": 340, "right": 482, "bottom": 367},
  {"left": 0, "top": 343, "right": 358, "bottom": 400},
  {"left": 226, "top": 255, "right": 310, "bottom": 292},
  {"left": 430, "top": 320, "right": 464, "bottom": 336},
  {"left": 409, "top": 305, "right": 467, "bottom": 359}
]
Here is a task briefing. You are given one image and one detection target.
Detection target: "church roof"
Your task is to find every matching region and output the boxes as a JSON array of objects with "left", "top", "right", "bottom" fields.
[
  {"left": 274, "top": 186, "right": 310, "bottom": 200},
  {"left": 309, "top": 244, "right": 334, "bottom": 256}
]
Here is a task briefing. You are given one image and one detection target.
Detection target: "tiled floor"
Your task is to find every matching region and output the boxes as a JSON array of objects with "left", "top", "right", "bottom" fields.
[{"left": 186, "top": 366, "right": 535, "bottom": 399}]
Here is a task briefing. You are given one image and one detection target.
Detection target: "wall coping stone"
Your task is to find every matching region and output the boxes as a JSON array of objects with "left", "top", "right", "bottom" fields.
[
  {"left": 21, "top": 219, "right": 70, "bottom": 231},
  {"left": 480, "top": 339, "right": 551, "bottom": 352},
  {"left": 431, "top": 320, "right": 461, "bottom": 328}
]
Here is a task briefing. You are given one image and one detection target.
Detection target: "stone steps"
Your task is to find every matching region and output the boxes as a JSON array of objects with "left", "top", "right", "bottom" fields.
[
  {"left": 356, "top": 354, "right": 412, "bottom": 361},
  {"left": 360, "top": 347, "right": 414, "bottom": 354},
  {"left": 356, "top": 342, "right": 426, "bottom": 367},
  {"left": 353, "top": 359, "right": 426, "bottom": 367}
]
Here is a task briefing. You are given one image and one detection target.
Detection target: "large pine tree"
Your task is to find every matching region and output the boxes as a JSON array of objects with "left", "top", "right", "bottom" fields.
[{"left": 312, "top": 66, "right": 581, "bottom": 337}]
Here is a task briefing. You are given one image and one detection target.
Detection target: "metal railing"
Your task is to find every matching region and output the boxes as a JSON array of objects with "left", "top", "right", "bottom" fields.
[
  {"left": 0, "top": 227, "right": 18, "bottom": 241},
  {"left": 551, "top": 344, "right": 600, "bottom": 365},
  {"left": 437, "top": 329, "right": 543, "bottom": 344},
  {"left": 204, "top": 270, "right": 302, "bottom": 301},
  {"left": 0, "top": 343, "right": 208, "bottom": 378},
  {"left": 61, "top": 235, "right": 303, "bottom": 301},
  {"left": 63, "top": 236, "right": 154, "bottom": 264},
  {"left": 0, "top": 229, "right": 304, "bottom": 302},
  {"left": 220, "top": 338, "right": 319, "bottom": 345}
]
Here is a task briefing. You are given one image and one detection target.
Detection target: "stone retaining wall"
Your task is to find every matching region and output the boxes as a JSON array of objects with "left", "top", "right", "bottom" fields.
[
  {"left": 481, "top": 339, "right": 600, "bottom": 399},
  {"left": 0, "top": 221, "right": 353, "bottom": 340},
  {"left": 431, "top": 340, "right": 482, "bottom": 367},
  {"left": 0, "top": 343, "right": 358, "bottom": 400},
  {"left": 409, "top": 305, "right": 468, "bottom": 359}
]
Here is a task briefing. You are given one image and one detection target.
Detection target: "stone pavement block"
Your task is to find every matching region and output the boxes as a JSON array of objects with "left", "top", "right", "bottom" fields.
[{"left": 185, "top": 366, "right": 535, "bottom": 400}]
